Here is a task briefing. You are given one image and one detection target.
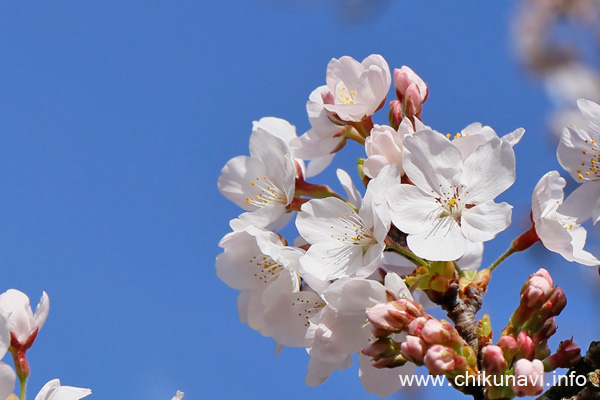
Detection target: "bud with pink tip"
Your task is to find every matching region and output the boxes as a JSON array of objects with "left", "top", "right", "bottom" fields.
[
  {"left": 394, "top": 66, "right": 428, "bottom": 119},
  {"left": 543, "top": 338, "right": 581, "bottom": 371},
  {"left": 498, "top": 335, "right": 519, "bottom": 365},
  {"left": 482, "top": 345, "right": 508, "bottom": 374},
  {"left": 522, "top": 268, "right": 554, "bottom": 308},
  {"left": 421, "top": 319, "right": 461, "bottom": 349},
  {"left": 512, "top": 359, "right": 544, "bottom": 397},
  {"left": 407, "top": 316, "right": 429, "bottom": 336},
  {"left": 401, "top": 335, "right": 427, "bottom": 365},
  {"left": 366, "top": 299, "right": 426, "bottom": 335},
  {"left": 424, "top": 345, "right": 457, "bottom": 376},
  {"left": 533, "top": 318, "right": 557, "bottom": 343},
  {"left": 516, "top": 331, "right": 535, "bottom": 361}
]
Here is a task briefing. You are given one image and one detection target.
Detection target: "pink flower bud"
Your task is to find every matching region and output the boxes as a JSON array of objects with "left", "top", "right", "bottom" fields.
[
  {"left": 424, "top": 345, "right": 456, "bottom": 375},
  {"left": 498, "top": 335, "right": 519, "bottom": 364},
  {"left": 534, "top": 318, "right": 557, "bottom": 342},
  {"left": 394, "top": 66, "right": 428, "bottom": 103},
  {"left": 401, "top": 335, "right": 427, "bottom": 364},
  {"left": 482, "top": 345, "right": 508, "bottom": 374},
  {"left": 368, "top": 303, "right": 410, "bottom": 334},
  {"left": 421, "top": 319, "right": 445, "bottom": 344},
  {"left": 407, "top": 317, "right": 428, "bottom": 336},
  {"left": 543, "top": 338, "right": 581, "bottom": 371},
  {"left": 388, "top": 100, "right": 403, "bottom": 131},
  {"left": 542, "top": 287, "right": 567, "bottom": 317},
  {"left": 512, "top": 359, "right": 544, "bottom": 397},
  {"left": 517, "top": 331, "right": 535, "bottom": 360},
  {"left": 522, "top": 268, "right": 554, "bottom": 308}
]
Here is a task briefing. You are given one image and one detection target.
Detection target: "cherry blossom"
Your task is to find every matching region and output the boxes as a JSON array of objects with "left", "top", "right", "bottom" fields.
[
  {"left": 0, "top": 290, "right": 49, "bottom": 347},
  {"left": 387, "top": 129, "right": 515, "bottom": 261},
  {"left": 531, "top": 171, "right": 599, "bottom": 265},
  {"left": 296, "top": 165, "right": 399, "bottom": 280},
  {"left": 218, "top": 128, "right": 296, "bottom": 230},
  {"left": 557, "top": 98, "right": 600, "bottom": 223},
  {"left": 323, "top": 54, "right": 391, "bottom": 123}
]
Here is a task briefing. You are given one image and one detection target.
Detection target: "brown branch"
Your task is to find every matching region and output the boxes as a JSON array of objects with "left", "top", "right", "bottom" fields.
[{"left": 536, "top": 341, "right": 600, "bottom": 400}]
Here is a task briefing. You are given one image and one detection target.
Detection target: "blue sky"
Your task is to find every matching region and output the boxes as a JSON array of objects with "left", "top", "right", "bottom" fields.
[{"left": 0, "top": 1, "right": 598, "bottom": 399}]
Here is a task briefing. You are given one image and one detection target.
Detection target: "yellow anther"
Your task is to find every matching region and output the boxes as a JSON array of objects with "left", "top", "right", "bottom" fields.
[{"left": 578, "top": 174, "right": 584, "bottom": 179}]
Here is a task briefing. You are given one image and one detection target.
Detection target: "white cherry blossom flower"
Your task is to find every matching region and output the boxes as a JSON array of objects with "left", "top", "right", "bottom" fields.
[
  {"left": 0, "top": 289, "right": 49, "bottom": 346},
  {"left": 218, "top": 128, "right": 296, "bottom": 230},
  {"left": 363, "top": 118, "right": 427, "bottom": 179},
  {"left": 296, "top": 165, "right": 399, "bottom": 280},
  {"left": 322, "top": 54, "right": 391, "bottom": 123},
  {"left": 216, "top": 226, "right": 303, "bottom": 332},
  {"left": 305, "top": 273, "right": 413, "bottom": 395},
  {"left": 531, "top": 171, "right": 598, "bottom": 265},
  {"left": 34, "top": 379, "right": 91, "bottom": 400},
  {"left": 387, "top": 129, "right": 515, "bottom": 261},
  {"left": 557, "top": 98, "right": 600, "bottom": 223}
]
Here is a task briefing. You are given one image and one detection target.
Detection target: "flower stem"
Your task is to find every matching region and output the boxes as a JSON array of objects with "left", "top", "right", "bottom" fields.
[
  {"left": 19, "top": 376, "right": 27, "bottom": 400},
  {"left": 487, "top": 246, "right": 517, "bottom": 272},
  {"left": 384, "top": 240, "right": 429, "bottom": 268}
]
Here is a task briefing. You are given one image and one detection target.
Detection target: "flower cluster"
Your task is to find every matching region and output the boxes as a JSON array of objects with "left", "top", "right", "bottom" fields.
[{"left": 216, "top": 54, "right": 600, "bottom": 398}]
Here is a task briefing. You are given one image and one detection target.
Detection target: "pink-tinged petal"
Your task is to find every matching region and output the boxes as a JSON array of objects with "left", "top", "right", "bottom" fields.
[
  {"left": 461, "top": 201, "right": 513, "bottom": 242},
  {"left": 461, "top": 139, "right": 516, "bottom": 203},
  {"left": 402, "top": 130, "right": 462, "bottom": 196},
  {"left": 559, "top": 181, "right": 600, "bottom": 224},
  {"left": 291, "top": 129, "right": 342, "bottom": 159},
  {"left": 406, "top": 220, "right": 466, "bottom": 261},
  {"left": 387, "top": 184, "right": 441, "bottom": 235},
  {"left": 0, "top": 362, "right": 15, "bottom": 400},
  {"left": 358, "top": 353, "right": 414, "bottom": 397}
]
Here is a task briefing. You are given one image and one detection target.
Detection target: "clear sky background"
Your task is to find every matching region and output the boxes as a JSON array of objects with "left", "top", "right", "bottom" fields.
[{"left": 0, "top": 1, "right": 598, "bottom": 399}]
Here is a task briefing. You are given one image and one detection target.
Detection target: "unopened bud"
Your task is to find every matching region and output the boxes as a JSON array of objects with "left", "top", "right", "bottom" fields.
[
  {"left": 424, "top": 345, "right": 456, "bottom": 376},
  {"left": 407, "top": 316, "right": 428, "bottom": 336},
  {"left": 401, "top": 335, "right": 427, "bottom": 365},
  {"left": 482, "top": 345, "right": 508, "bottom": 374},
  {"left": 498, "top": 335, "right": 518, "bottom": 364},
  {"left": 362, "top": 337, "right": 407, "bottom": 369},
  {"left": 512, "top": 359, "right": 545, "bottom": 397},
  {"left": 517, "top": 331, "right": 535, "bottom": 361},
  {"left": 543, "top": 338, "right": 581, "bottom": 371},
  {"left": 522, "top": 268, "right": 554, "bottom": 308},
  {"left": 388, "top": 100, "right": 403, "bottom": 131}
]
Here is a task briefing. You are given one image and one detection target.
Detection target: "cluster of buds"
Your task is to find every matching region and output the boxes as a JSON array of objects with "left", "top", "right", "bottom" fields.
[
  {"left": 481, "top": 268, "right": 580, "bottom": 398},
  {"left": 362, "top": 299, "right": 478, "bottom": 388}
]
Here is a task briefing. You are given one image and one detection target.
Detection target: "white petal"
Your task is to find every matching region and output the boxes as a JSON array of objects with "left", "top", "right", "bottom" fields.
[
  {"left": 406, "top": 220, "right": 466, "bottom": 261},
  {"left": 402, "top": 130, "right": 462, "bottom": 196},
  {"left": 559, "top": 181, "right": 600, "bottom": 224},
  {"left": 336, "top": 169, "right": 362, "bottom": 209},
  {"left": 461, "top": 201, "right": 513, "bottom": 242},
  {"left": 305, "top": 353, "right": 352, "bottom": 387},
  {"left": 461, "top": 139, "right": 516, "bottom": 204},
  {"left": 34, "top": 379, "right": 91, "bottom": 400},
  {"left": 359, "top": 353, "right": 414, "bottom": 397},
  {"left": 387, "top": 184, "right": 441, "bottom": 235}
]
